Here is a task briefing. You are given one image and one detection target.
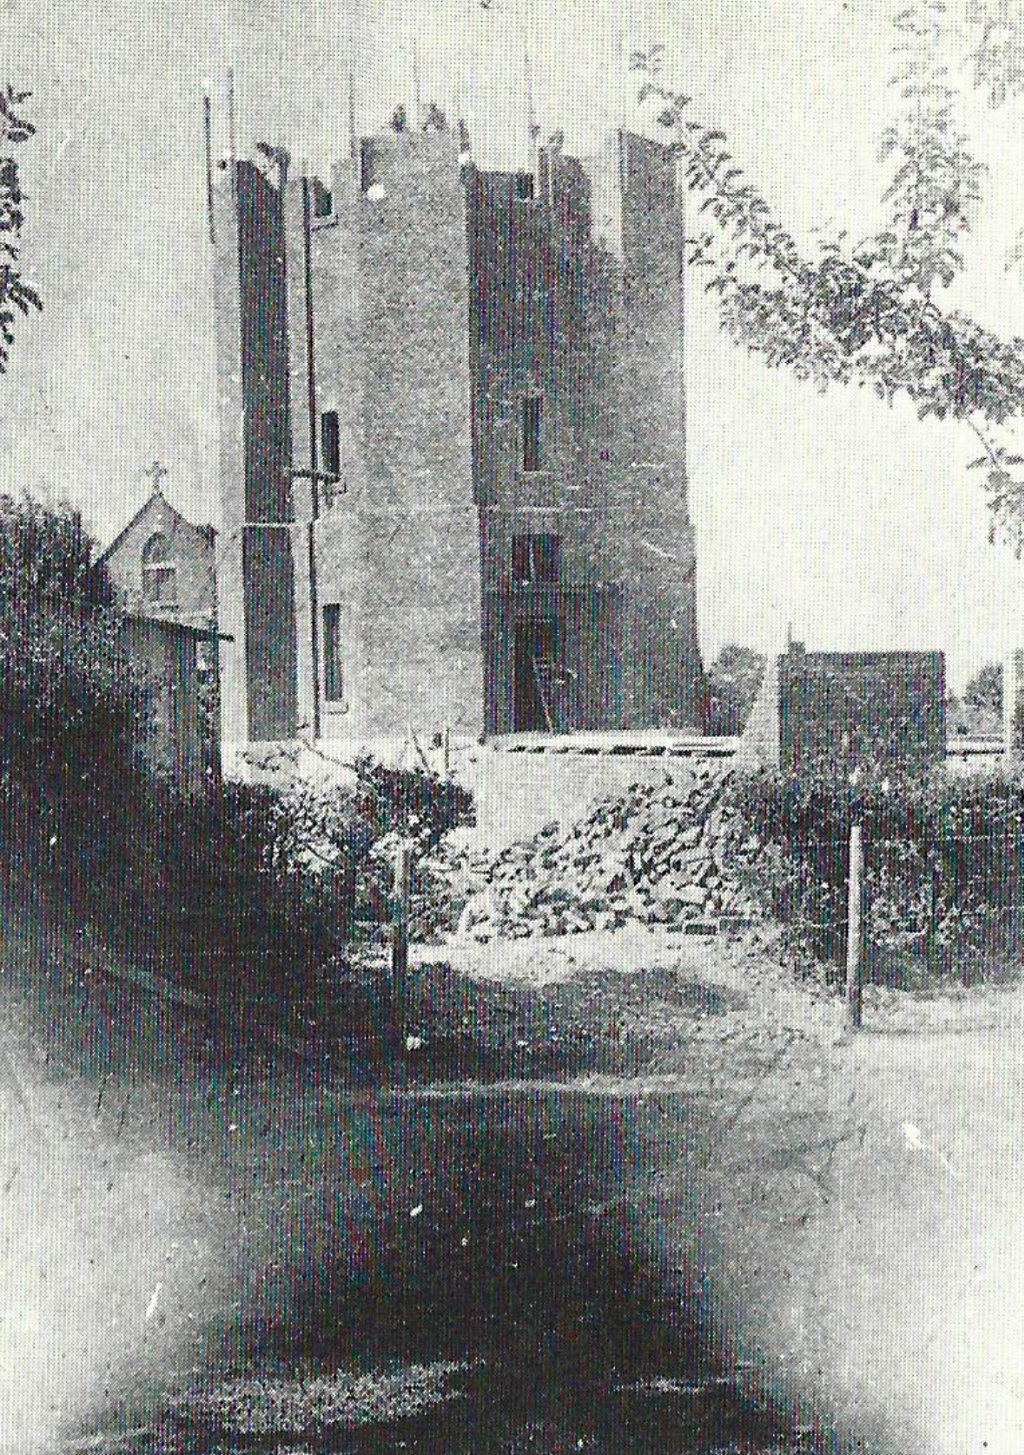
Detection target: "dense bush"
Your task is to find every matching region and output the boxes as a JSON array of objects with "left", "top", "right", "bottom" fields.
[
  {"left": 729, "top": 767, "right": 1024, "bottom": 984},
  {"left": 56, "top": 753, "right": 474, "bottom": 1021},
  {"left": 60, "top": 774, "right": 360, "bottom": 1019},
  {"left": 351, "top": 755, "right": 474, "bottom": 847},
  {"left": 0, "top": 494, "right": 473, "bottom": 1020},
  {"left": 0, "top": 495, "right": 148, "bottom": 804},
  {"left": 0, "top": 502, "right": 272, "bottom": 1006}
]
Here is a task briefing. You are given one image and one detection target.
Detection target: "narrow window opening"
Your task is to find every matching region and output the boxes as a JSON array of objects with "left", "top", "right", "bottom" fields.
[
  {"left": 511, "top": 535, "right": 529, "bottom": 584},
  {"left": 320, "top": 410, "right": 341, "bottom": 480},
  {"left": 511, "top": 533, "right": 560, "bottom": 586},
  {"left": 522, "top": 395, "right": 542, "bottom": 473},
  {"left": 323, "top": 604, "right": 343, "bottom": 702},
  {"left": 312, "top": 178, "right": 333, "bottom": 218},
  {"left": 142, "top": 532, "right": 178, "bottom": 607},
  {"left": 514, "top": 172, "right": 535, "bottom": 201}
]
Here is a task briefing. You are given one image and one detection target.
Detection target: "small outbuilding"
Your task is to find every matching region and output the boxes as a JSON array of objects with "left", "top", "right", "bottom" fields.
[
  {"left": 119, "top": 615, "right": 224, "bottom": 798},
  {"left": 740, "top": 644, "right": 947, "bottom": 776}
]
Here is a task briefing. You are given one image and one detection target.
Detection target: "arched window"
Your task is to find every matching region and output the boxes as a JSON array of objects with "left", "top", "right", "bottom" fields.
[{"left": 142, "top": 532, "right": 177, "bottom": 606}]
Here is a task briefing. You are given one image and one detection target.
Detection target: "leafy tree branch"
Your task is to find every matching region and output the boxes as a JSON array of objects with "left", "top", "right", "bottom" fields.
[
  {"left": 966, "top": 0, "right": 1024, "bottom": 105},
  {"left": 634, "top": 2, "right": 1024, "bottom": 551},
  {"left": 878, "top": 2, "right": 985, "bottom": 292},
  {"left": 0, "top": 86, "right": 41, "bottom": 375}
]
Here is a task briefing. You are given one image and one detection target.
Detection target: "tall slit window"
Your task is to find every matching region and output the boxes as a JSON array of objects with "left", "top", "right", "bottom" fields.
[
  {"left": 320, "top": 410, "right": 340, "bottom": 481},
  {"left": 312, "top": 178, "right": 333, "bottom": 218},
  {"left": 522, "top": 394, "right": 542, "bottom": 473},
  {"left": 142, "top": 532, "right": 177, "bottom": 607},
  {"left": 511, "top": 533, "right": 560, "bottom": 586},
  {"left": 323, "top": 604, "right": 343, "bottom": 702}
]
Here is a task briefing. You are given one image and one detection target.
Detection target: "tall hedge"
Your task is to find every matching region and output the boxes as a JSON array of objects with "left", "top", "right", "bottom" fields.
[{"left": 729, "top": 767, "right": 1024, "bottom": 983}]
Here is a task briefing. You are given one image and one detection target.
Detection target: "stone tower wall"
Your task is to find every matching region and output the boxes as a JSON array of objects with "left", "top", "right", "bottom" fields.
[
  {"left": 213, "top": 123, "right": 704, "bottom": 753},
  {"left": 470, "top": 131, "right": 704, "bottom": 735}
]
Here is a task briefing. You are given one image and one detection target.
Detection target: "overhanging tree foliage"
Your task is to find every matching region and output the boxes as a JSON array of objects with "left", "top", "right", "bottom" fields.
[
  {"left": 635, "top": 0, "right": 1024, "bottom": 552},
  {"left": 0, "top": 85, "right": 40, "bottom": 372}
]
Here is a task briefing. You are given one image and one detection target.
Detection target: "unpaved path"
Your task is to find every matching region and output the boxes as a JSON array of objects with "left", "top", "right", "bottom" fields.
[{"left": 3, "top": 874, "right": 1022, "bottom": 1455}]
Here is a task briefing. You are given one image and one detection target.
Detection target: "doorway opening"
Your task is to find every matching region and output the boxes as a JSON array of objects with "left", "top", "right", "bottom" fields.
[{"left": 513, "top": 617, "right": 558, "bottom": 732}]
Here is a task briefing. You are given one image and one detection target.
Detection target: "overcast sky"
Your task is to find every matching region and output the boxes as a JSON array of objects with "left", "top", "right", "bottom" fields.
[{"left": 3, "top": 0, "right": 1024, "bottom": 689}]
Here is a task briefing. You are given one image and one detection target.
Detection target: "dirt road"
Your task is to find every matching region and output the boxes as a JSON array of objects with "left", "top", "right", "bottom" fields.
[{"left": 3, "top": 888, "right": 1024, "bottom": 1455}]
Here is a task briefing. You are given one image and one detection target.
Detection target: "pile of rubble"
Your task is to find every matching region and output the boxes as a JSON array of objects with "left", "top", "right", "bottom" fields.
[{"left": 455, "top": 765, "right": 767, "bottom": 942}]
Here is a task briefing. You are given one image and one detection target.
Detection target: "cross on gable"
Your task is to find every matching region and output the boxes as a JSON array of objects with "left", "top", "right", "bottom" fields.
[{"left": 144, "top": 461, "right": 168, "bottom": 495}]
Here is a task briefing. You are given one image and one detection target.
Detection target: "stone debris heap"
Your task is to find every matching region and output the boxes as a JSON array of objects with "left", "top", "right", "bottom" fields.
[{"left": 455, "top": 766, "right": 766, "bottom": 942}]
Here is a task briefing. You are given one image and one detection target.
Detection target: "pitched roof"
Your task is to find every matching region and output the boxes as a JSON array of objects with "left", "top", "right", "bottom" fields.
[
  {"left": 97, "top": 488, "right": 216, "bottom": 567},
  {"left": 120, "top": 612, "right": 232, "bottom": 641}
]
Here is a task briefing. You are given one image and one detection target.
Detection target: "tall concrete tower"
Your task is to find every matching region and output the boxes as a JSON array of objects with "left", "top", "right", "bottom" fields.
[{"left": 210, "top": 114, "right": 704, "bottom": 762}]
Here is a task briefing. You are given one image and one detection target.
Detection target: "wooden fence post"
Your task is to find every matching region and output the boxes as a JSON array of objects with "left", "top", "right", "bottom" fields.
[
  {"left": 1005, "top": 650, "right": 1023, "bottom": 765},
  {"left": 845, "top": 820, "right": 864, "bottom": 1030},
  {"left": 390, "top": 837, "right": 413, "bottom": 1035},
  {"left": 925, "top": 842, "right": 942, "bottom": 977}
]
